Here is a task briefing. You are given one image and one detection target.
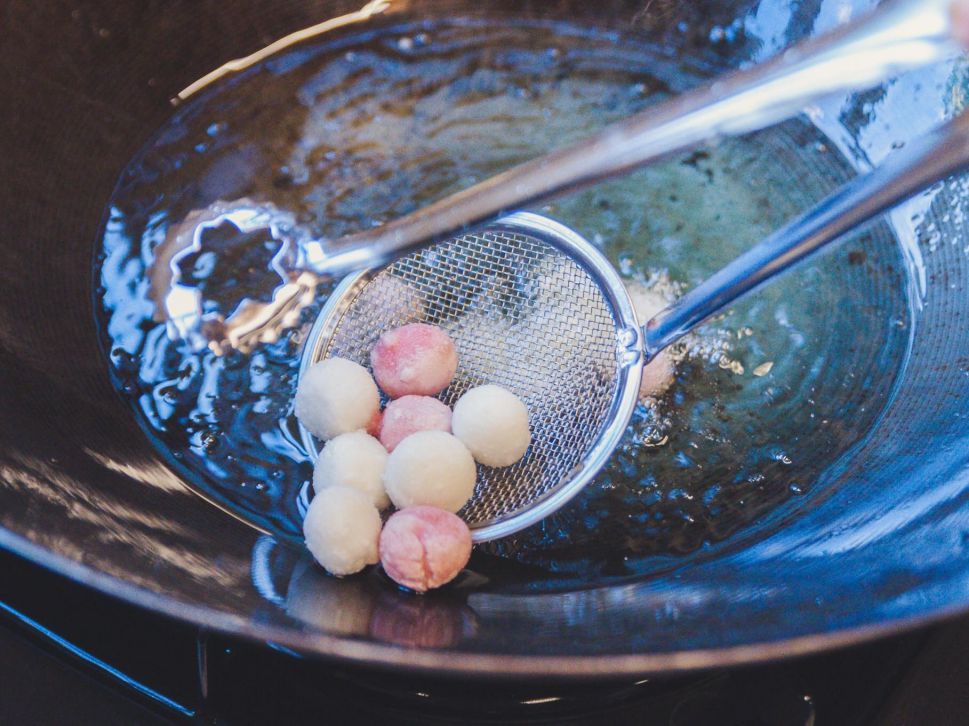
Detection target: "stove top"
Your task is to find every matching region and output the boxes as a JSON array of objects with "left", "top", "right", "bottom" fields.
[{"left": 2, "top": 548, "right": 967, "bottom": 725}]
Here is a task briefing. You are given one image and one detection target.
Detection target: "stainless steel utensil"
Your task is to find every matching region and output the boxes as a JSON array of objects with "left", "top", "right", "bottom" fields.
[{"left": 152, "top": 0, "right": 961, "bottom": 355}]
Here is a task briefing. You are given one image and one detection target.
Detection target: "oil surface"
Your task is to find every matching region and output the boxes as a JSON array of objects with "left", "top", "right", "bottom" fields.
[{"left": 97, "top": 17, "right": 912, "bottom": 589}]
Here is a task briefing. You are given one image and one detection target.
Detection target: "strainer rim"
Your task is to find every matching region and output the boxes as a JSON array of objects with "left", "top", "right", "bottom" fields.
[{"left": 297, "top": 212, "right": 644, "bottom": 541}]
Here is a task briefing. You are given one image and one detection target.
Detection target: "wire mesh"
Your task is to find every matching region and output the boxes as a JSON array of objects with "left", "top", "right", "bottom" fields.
[{"left": 317, "top": 229, "right": 622, "bottom": 528}]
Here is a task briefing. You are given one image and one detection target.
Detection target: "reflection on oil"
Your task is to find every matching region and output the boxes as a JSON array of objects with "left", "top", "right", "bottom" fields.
[
  {"left": 276, "top": 541, "right": 479, "bottom": 647},
  {"left": 286, "top": 557, "right": 374, "bottom": 637},
  {"left": 369, "top": 589, "right": 478, "bottom": 648}
]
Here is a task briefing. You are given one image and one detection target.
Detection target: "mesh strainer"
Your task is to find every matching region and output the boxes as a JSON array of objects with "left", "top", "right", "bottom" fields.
[{"left": 298, "top": 213, "right": 643, "bottom": 542}]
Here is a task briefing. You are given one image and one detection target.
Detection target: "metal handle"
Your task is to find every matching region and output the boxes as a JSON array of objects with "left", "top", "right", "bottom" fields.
[
  {"left": 303, "top": 0, "right": 958, "bottom": 276},
  {"left": 642, "top": 110, "right": 969, "bottom": 357}
]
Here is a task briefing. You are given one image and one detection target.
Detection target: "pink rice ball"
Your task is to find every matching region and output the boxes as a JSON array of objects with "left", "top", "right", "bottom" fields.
[
  {"left": 365, "top": 408, "right": 383, "bottom": 438},
  {"left": 371, "top": 323, "right": 458, "bottom": 398},
  {"left": 955, "top": 0, "right": 969, "bottom": 50},
  {"left": 379, "top": 506, "right": 472, "bottom": 592},
  {"left": 379, "top": 395, "right": 452, "bottom": 452}
]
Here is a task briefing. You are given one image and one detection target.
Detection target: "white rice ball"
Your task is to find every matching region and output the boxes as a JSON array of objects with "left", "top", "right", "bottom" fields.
[
  {"left": 303, "top": 486, "right": 381, "bottom": 576},
  {"left": 295, "top": 357, "right": 380, "bottom": 441},
  {"left": 313, "top": 431, "right": 390, "bottom": 509},
  {"left": 451, "top": 385, "right": 530, "bottom": 467},
  {"left": 383, "top": 430, "right": 476, "bottom": 512},
  {"left": 627, "top": 281, "right": 677, "bottom": 399}
]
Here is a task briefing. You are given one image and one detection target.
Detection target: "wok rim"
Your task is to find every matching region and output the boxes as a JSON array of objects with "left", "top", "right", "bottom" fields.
[
  {"left": 3, "top": 0, "right": 967, "bottom": 684},
  {"left": 3, "top": 525, "right": 966, "bottom": 678}
]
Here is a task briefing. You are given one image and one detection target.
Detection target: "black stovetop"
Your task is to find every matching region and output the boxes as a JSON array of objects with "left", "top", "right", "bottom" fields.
[{"left": 2, "top": 546, "right": 967, "bottom": 725}]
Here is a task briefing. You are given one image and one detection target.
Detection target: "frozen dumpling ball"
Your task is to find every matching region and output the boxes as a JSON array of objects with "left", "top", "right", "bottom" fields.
[
  {"left": 627, "top": 281, "right": 676, "bottom": 399},
  {"left": 379, "top": 395, "right": 452, "bottom": 452},
  {"left": 383, "top": 430, "right": 476, "bottom": 512},
  {"left": 295, "top": 357, "right": 380, "bottom": 441},
  {"left": 379, "top": 506, "right": 472, "bottom": 592},
  {"left": 451, "top": 385, "right": 530, "bottom": 467},
  {"left": 313, "top": 431, "right": 390, "bottom": 509},
  {"left": 371, "top": 323, "right": 458, "bottom": 398},
  {"left": 303, "top": 486, "right": 381, "bottom": 576}
]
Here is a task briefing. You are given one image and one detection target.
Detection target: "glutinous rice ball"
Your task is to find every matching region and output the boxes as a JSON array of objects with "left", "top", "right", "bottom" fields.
[
  {"left": 451, "top": 384, "right": 530, "bottom": 467},
  {"left": 303, "top": 486, "right": 381, "bottom": 576},
  {"left": 313, "top": 431, "right": 389, "bottom": 509},
  {"left": 295, "top": 357, "right": 380, "bottom": 441},
  {"left": 383, "top": 430, "right": 476, "bottom": 512}
]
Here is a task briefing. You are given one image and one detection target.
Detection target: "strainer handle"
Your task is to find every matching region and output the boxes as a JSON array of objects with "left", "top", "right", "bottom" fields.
[
  {"left": 306, "top": 0, "right": 961, "bottom": 276},
  {"left": 642, "top": 110, "right": 969, "bottom": 358}
]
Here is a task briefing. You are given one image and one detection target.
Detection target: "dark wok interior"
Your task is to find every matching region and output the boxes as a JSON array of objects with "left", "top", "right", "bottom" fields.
[{"left": 2, "top": 0, "right": 968, "bottom": 676}]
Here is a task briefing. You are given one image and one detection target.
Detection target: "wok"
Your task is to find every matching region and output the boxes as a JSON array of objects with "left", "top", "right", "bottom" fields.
[{"left": 1, "top": 0, "right": 968, "bottom": 678}]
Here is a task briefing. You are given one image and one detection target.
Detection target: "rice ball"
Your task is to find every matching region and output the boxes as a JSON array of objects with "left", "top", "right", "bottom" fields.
[
  {"left": 451, "top": 385, "right": 530, "bottom": 467},
  {"left": 365, "top": 408, "right": 383, "bottom": 438},
  {"left": 627, "top": 281, "right": 677, "bottom": 399},
  {"left": 303, "top": 486, "right": 381, "bottom": 576},
  {"left": 313, "top": 431, "right": 390, "bottom": 509},
  {"left": 379, "top": 395, "right": 452, "bottom": 452},
  {"left": 371, "top": 323, "right": 458, "bottom": 398},
  {"left": 295, "top": 357, "right": 380, "bottom": 441},
  {"left": 379, "top": 506, "right": 472, "bottom": 592},
  {"left": 383, "top": 430, "right": 476, "bottom": 512}
]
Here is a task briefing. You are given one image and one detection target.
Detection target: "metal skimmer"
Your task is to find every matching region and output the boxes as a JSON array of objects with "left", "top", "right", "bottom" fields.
[{"left": 299, "top": 213, "right": 643, "bottom": 542}]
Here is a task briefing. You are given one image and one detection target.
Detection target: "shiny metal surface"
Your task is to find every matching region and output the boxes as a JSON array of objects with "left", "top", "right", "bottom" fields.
[
  {"left": 1, "top": 0, "right": 969, "bottom": 678},
  {"left": 298, "top": 212, "right": 642, "bottom": 541}
]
